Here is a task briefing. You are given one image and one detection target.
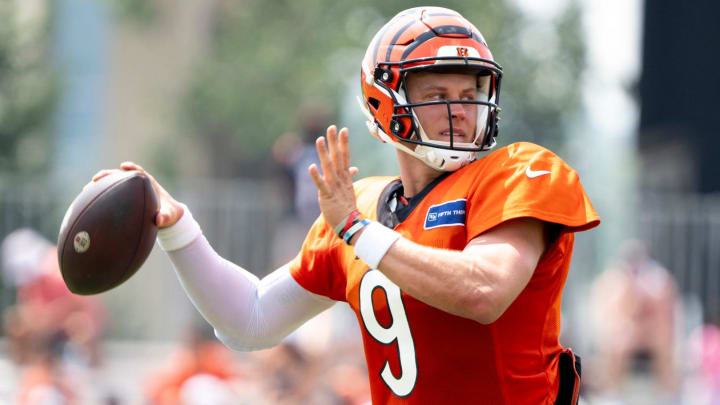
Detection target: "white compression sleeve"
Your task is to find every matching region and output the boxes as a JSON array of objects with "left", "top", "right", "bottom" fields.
[{"left": 158, "top": 210, "right": 335, "bottom": 351}]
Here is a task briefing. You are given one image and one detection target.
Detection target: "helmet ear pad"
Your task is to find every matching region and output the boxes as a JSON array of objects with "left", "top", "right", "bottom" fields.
[
  {"left": 362, "top": 67, "right": 414, "bottom": 142},
  {"left": 389, "top": 103, "right": 415, "bottom": 142},
  {"left": 389, "top": 116, "right": 413, "bottom": 140}
]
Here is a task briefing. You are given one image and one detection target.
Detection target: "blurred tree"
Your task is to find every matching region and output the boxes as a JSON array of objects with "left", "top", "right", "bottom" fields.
[
  {"left": 180, "top": 0, "right": 586, "bottom": 177},
  {"left": 110, "top": 0, "right": 158, "bottom": 27},
  {"left": 0, "top": 2, "right": 57, "bottom": 179}
]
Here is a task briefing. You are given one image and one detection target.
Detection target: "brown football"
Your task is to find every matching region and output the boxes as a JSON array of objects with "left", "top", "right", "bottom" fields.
[{"left": 57, "top": 170, "right": 158, "bottom": 295}]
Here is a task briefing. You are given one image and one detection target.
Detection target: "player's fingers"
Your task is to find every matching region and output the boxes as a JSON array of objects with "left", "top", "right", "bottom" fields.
[
  {"left": 91, "top": 169, "right": 116, "bottom": 182},
  {"left": 155, "top": 211, "right": 170, "bottom": 227},
  {"left": 326, "top": 125, "right": 342, "bottom": 174},
  {"left": 120, "top": 161, "right": 144, "bottom": 172},
  {"left": 120, "top": 161, "right": 168, "bottom": 197},
  {"left": 349, "top": 166, "right": 359, "bottom": 177},
  {"left": 119, "top": 161, "right": 165, "bottom": 193},
  {"left": 338, "top": 128, "right": 350, "bottom": 172},
  {"left": 155, "top": 203, "right": 181, "bottom": 228},
  {"left": 315, "top": 136, "right": 335, "bottom": 184},
  {"left": 308, "top": 164, "right": 331, "bottom": 196}
]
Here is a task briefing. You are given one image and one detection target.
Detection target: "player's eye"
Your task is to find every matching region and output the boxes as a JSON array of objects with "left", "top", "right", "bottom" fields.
[{"left": 425, "top": 93, "right": 444, "bottom": 101}]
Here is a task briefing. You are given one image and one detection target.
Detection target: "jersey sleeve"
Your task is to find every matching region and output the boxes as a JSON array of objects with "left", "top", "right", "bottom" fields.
[
  {"left": 465, "top": 142, "right": 600, "bottom": 242},
  {"left": 288, "top": 216, "right": 347, "bottom": 302}
]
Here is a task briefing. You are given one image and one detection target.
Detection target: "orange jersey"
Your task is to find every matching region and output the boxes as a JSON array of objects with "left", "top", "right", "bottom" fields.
[{"left": 290, "top": 142, "right": 599, "bottom": 404}]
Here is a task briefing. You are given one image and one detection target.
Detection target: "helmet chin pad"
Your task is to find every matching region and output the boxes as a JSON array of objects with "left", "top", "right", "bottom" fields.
[{"left": 418, "top": 145, "right": 476, "bottom": 171}]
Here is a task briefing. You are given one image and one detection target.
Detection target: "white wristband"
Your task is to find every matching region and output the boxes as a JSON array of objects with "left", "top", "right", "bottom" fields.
[
  {"left": 353, "top": 221, "right": 401, "bottom": 269},
  {"left": 157, "top": 203, "right": 202, "bottom": 252}
]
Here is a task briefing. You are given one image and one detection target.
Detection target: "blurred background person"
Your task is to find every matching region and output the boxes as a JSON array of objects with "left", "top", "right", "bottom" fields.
[
  {"left": 14, "top": 334, "right": 78, "bottom": 405},
  {"left": 246, "top": 340, "right": 370, "bottom": 405},
  {"left": 588, "top": 239, "right": 680, "bottom": 403},
  {"left": 144, "top": 322, "right": 247, "bottom": 405},
  {"left": 144, "top": 322, "right": 371, "bottom": 405},
  {"left": 271, "top": 101, "right": 332, "bottom": 268},
  {"left": 1, "top": 228, "right": 107, "bottom": 404},
  {"left": 689, "top": 318, "right": 720, "bottom": 405},
  {"left": 1, "top": 228, "right": 106, "bottom": 368},
  {"left": 272, "top": 101, "right": 331, "bottom": 227}
]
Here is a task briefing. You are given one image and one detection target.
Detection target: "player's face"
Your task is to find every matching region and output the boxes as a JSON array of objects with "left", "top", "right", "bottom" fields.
[{"left": 405, "top": 72, "right": 479, "bottom": 144}]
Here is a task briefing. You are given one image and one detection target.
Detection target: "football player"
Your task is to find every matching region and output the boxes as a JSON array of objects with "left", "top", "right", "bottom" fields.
[{"left": 95, "top": 7, "right": 599, "bottom": 404}]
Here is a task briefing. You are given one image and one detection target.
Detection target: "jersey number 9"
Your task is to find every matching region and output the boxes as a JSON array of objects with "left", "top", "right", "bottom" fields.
[{"left": 359, "top": 269, "right": 417, "bottom": 397}]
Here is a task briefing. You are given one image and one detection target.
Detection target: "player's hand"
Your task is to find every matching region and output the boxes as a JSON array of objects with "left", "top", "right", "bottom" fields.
[
  {"left": 90, "top": 162, "right": 184, "bottom": 228},
  {"left": 309, "top": 125, "right": 360, "bottom": 229}
]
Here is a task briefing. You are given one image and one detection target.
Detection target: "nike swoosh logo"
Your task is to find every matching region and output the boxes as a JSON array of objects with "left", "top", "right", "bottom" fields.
[{"left": 526, "top": 167, "right": 551, "bottom": 178}]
